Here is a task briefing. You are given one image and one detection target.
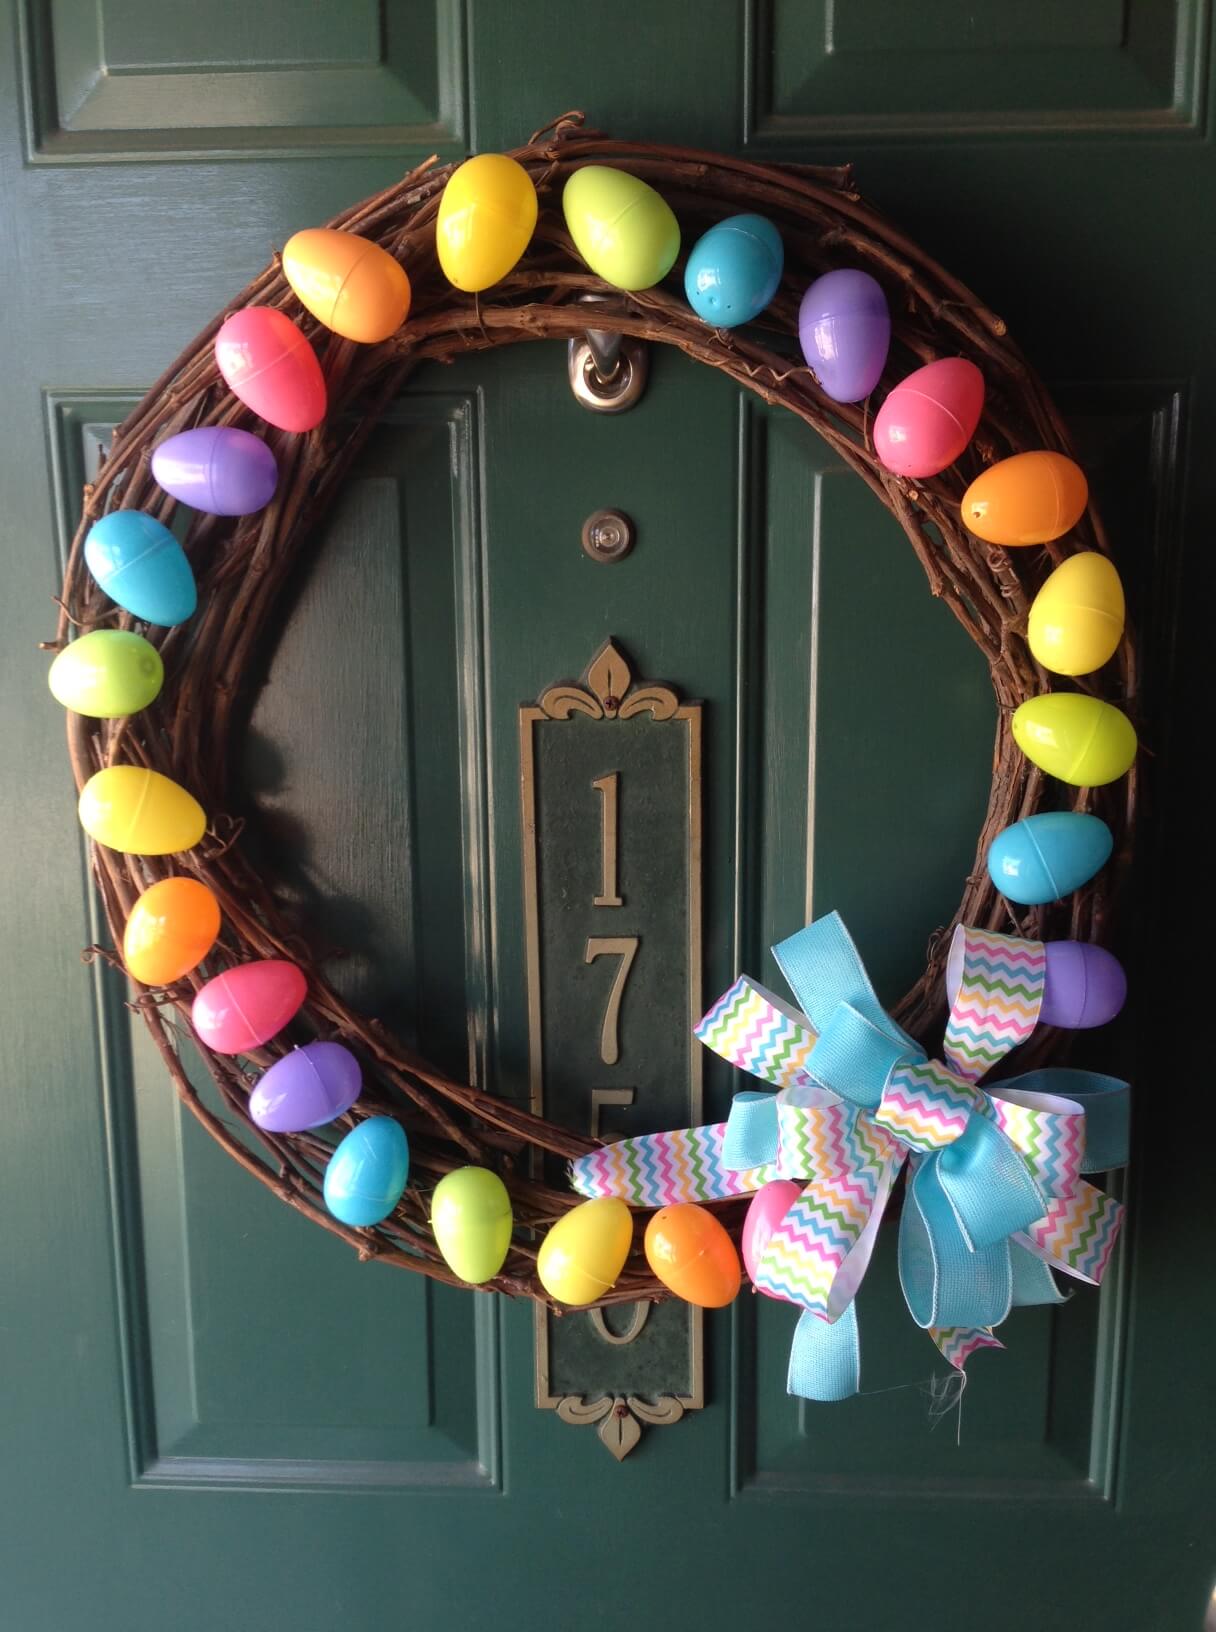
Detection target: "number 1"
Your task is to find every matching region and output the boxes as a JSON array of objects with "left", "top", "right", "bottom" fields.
[{"left": 592, "top": 773, "right": 622, "bottom": 907}]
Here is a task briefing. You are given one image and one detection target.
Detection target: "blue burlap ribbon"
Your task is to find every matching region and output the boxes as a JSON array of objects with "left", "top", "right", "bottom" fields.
[{"left": 708, "top": 913, "right": 1130, "bottom": 1399}]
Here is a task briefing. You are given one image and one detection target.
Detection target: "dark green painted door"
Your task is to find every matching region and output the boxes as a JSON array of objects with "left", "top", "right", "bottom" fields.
[{"left": 2, "top": 4, "right": 1212, "bottom": 1628}]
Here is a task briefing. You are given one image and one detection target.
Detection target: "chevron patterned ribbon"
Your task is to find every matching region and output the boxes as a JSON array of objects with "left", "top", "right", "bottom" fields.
[{"left": 570, "top": 912, "right": 1131, "bottom": 1407}]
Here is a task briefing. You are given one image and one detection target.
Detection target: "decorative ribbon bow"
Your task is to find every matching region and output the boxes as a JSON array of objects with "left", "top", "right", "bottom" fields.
[{"left": 569, "top": 912, "right": 1130, "bottom": 1402}]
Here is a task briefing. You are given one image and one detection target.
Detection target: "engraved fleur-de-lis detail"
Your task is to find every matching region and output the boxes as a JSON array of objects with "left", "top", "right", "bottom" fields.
[{"left": 538, "top": 640, "right": 679, "bottom": 721}]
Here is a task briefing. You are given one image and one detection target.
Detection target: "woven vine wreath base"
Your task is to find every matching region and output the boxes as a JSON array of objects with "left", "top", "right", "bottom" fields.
[{"left": 58, "top": 113, "right": 1135, "bottom": 1310}]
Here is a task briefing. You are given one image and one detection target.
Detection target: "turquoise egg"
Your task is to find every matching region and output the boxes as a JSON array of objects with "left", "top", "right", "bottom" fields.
[
  {"left": 323, "top": 1116, "right": 409, "bottom": 1227},
  {"left": 682, "top": 213, "right": 776, "bottom": 328},
  {"left": 986, "top": 811, "right": 1113, "bottom": 906},
  {"left": 84, "top": 511, "right": 197, "bottom": 627},
  {"left": 684, "top": 214, "right": 784, "bottom": 328}
]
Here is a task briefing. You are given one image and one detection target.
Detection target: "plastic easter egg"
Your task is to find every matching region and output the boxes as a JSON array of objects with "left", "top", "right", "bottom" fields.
[
  {"left": 1040, "top": 941, "right": 1127, "bottom": 1029},
  {"left": 323, "top": 1117, "right": 409, "bottom": 1227},
  {"left": 537, "top": 1197, "right": 633, "bottom": 1306},
  {"left": 436, "top": 154, "right": 539, "bottom": 293},
  {"left": 799, "top": 269, "right": 891, "bottom": 403},
  {"left": 282, "top": 228, "right": 411, "bottom": 343},
  {"left": 191, "top": 959, "right": 307, "bottom": 1055},
  {"left": 987, "top": 811, "right": 1113, "bottom": 905},
  {"left": 961, "top": 451, "right": 1088, "bottom": 546},
  {"left": 1028, "top": 553, "right": 1126, "bottom": 676},
  {"left": 430, "top": 1167, "right": 514, "bottom": 1285},
  {"left": 123, "top": 878, "right": 220, "bottom": 985},
  {"left": 645, "top": 1203, "right": 741, "bottom": 1308},
  {"left": 214, "top": 308, "right": 326, "bottom": 433},
  {"left": 1012, "top": 694, "right": 1137, "bottom": 787},
  {"left": 48, "top": 629, "right": 163, "bottom": 718},
  {"left": 78, "top": 767, "right": 205, "bottom": 855},
  {"left": 84, "top": 510, "right": 197, "bottom": 627},
  {"left": 684, "top": 214, "right": 783, "bottom": 328},
  {"left": 249, "top": 1041, "right": 362, "bottom": 1133},
  {"left": 152, "top": 427, "right": 278, "bottom": 517},
  {"left": 741, "top": 1180, "right": 803, "bottom": 1295},
  {"left": 562, "top": 166, "right": 680, "bottom": 293},
  {"left": 874, "top": 358, "right": 985, "bottom": 479}
]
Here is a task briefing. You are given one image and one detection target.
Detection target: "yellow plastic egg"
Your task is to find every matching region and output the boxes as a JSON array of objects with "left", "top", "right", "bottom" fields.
[
  {"left": 536, "top": 1197, "right": 633, "bottom": 1306},
  {"left": 1028, "top": 552, "right": 1125, "bottom": 676},
  {"left": 78, "top": 766, "right": 206, "bottom": 855},
  {"left": 562, "top": 166, "right": 680, "bottom": 292},
  {"left": 436, "top": 154, "right": 538, "bottom": 293},
  {"left": 1011, "top": 694, "right": 1137, "bottom": 786},
  {"left": 282, "top": 228, "right": 411, "bottom": 343},
  {"left": 961, "top": 452, "right": 1089, "bottom": 546}
]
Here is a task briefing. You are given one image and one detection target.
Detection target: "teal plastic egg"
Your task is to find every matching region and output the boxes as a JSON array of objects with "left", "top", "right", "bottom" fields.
[
  {"left": 48, "top": 629, "right": 163, "bottom": 718},
  {"left": 684, "top": 214, "right": 783, "bottom": 328},
  {"left": 987, "top": 811, "right": 1113, "bottom": 905},
  {"left": 562, "top": 166, "right": 680, "bottom": 292},
  {"left": 323, "top": 1117, "right": 409, "bottom": 1227},
  {"left": 84, "top": 511, "right": 197, "bottom": 627}
]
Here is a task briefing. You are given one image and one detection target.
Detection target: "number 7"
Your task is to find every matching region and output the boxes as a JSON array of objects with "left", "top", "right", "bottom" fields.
[{"left": 584, "top": 936, "right": 639, "bottom": 1066}]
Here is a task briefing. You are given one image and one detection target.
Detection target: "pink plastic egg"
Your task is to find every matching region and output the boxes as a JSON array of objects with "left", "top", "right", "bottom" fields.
[
  {"left": 874, "top": 358, "right": 985, "bottom": 479},
  {"left": 191, "top": 959, "right": 308, "bottom": 1054},
  {"left": 214, "top": 308, "right": 327, "bottom": 433},
  {"left": 742, "top": 1180, "right": 802, "bottom": 1298}
]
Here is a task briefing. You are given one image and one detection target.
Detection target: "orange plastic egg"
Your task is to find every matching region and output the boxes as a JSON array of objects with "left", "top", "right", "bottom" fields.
[
  {"left": 644, "top": 1203, "right": 741, "bottom": 1308},
  {"left": 282, "top": 228, "right": 411, "bottom": 344},
  {"left": 961, "top": 451, "right": 1088, "bottom": 546},
  {"left": 123, "top": 877, "right": 221, "bottom": 985}
]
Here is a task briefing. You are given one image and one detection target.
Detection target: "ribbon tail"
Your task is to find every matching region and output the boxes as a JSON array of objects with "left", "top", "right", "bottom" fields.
[
  {"left": 568, "top": 1119, "right": 775, "bottom": 1206},
  {"left": 788, "top": 1302, "right": 861, "bottom": 1401},
  {"left": 1017, "top": 1181, "right": 1124, "bottom": 1285},
  {"left": 928, "top": 1324, "right": 1005, "bottom": 1372}
]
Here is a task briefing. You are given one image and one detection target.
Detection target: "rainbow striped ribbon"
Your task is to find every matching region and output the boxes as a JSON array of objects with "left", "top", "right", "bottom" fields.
[{"left": 568, "top": 912, "right": 1130, "bottom": 1406}]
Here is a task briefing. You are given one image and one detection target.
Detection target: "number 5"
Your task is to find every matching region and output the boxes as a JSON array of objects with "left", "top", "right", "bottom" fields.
[{"left": 584, "top": 936, "right": 639, "bottom": 1066}]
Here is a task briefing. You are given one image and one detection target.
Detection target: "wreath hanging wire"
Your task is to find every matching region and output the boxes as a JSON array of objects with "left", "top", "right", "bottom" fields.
[{"left": 53, "top": 112, "right": 1135, "bottom": 1308}]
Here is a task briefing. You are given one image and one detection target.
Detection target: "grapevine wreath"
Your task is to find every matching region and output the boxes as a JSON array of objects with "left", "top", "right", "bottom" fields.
[{"left": 51, "top": 113, "right": 1135, "bottom": 1397}]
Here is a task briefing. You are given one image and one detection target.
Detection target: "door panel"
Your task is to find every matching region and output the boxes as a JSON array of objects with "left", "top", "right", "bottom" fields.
[{"left": 3, "top": 3, "right": 1212, "bottom": 1628}]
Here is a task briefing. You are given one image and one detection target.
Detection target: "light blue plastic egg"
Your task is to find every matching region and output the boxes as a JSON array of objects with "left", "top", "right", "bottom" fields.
[
  {"left": 323, "top": 1116, "right": 409, "bottom": 1227},
  {"left": 684, "top": 214, "right": 784, "bottom": 329},
  {"left": 84, "top": 511, "right": 197, "bottom": 627},
  {"left": 986, "top": 811, "right": 1113, "bottom": 906}
]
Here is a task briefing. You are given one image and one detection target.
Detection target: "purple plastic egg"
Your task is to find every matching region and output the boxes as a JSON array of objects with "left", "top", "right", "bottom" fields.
[
  {"left": 798, "top": 269, "right": 891, "bottom": 403},
  {"left": 1040, "top": 941, "right": 1128, "bottom": 1029},
  {"left": 152, "top": 426, "right": 279, "bottom": 517},
  {"left": 248, "top": 1040, "right": 362, "bottom": 1132}
]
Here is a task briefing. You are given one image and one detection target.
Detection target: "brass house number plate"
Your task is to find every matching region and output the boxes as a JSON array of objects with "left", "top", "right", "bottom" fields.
[{"left": 521, "top": 640, "right": 704, "bottom": 1460}]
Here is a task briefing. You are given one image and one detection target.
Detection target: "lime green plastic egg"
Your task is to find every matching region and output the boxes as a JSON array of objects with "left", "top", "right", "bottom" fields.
[
  {"left": 430, "top": 1167, "right": 514, "bottom": 1285},
  {"left": 561, "top": 166, "right": 680, "bottom": 292},
  {"left": 1028, "top": 552, "right": 1125, "bottom": 676},
  {"left": 48, "top": 629, "right": 163, "bottom": 718},
  {"left": 1011, "top": 694, "right": 1137, "bottom": 786},
  {"left": 537, "top": 1197, "right": 633, "bottom": 1306}
]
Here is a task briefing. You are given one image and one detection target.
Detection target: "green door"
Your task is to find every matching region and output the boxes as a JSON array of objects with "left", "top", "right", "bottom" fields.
[{"left": 2, "top": 4, "right": 1211, "bottom": 1628}]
